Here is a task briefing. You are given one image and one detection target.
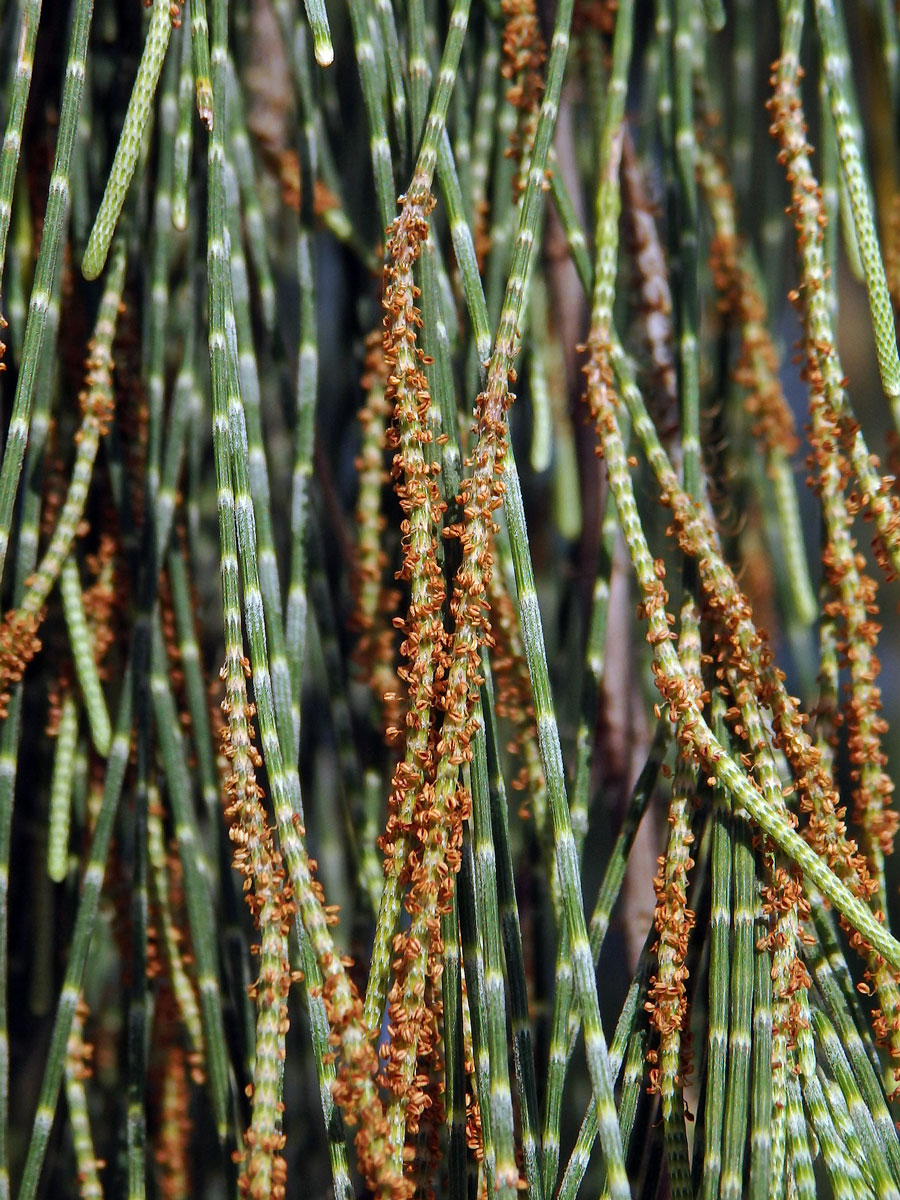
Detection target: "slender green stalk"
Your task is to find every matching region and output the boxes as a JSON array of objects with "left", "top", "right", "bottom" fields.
[
  {"left": 0, "top": 250, "right": 61, "bottom": 1200},
  {"left": 189, "top": 0, "right": 213, "bottom": 126},
  {"left": 172, "top": 7, "right": 193, "bottom": 229},
  {"left": 83, "top": 0, "right": 173, "bottom": 279},
  {"left": 700, "top": 800, "right": 732, "bottom": 1199},
  {"left": 47, "top": 691, "right": 78, "bottom": 883},
  {"left": 18, "top": 671, "right": 134, "bottom": 1200},
  {"left": 0, "top": 0, "right": 93, "bottom": 592},
  {"left": 0, "top": 0, "right": 42, "bottom": 295},
  {"left": 480, "top": 661, "right": 543, "bottom": 1200},
  {"left": 814, "top": 0, "right": 900, "bottom": 426}
]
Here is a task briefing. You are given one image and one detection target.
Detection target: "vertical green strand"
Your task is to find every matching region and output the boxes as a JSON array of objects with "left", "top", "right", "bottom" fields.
[
  {"left": 0, "top": 0, "right": 42, "bottom": 296},
  {"left": 82, "top": 0, "right": 173, "bottom": 279},
  {"left": 814, "top": 0, "right": 900, "bottom": 423},
  {"left": 0, "top": 0, "right": 93, "bottom": 591}
]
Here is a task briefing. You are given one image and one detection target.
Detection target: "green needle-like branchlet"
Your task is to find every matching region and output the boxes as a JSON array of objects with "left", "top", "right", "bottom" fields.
[
  {"left": 83, "top": 0, "right": 173, "bottom": 280},
  {"left": 0, "top": 0, "right": 42, "bottom": 298},
  {"left": 0, "top": 0, "right": 92, "bottom": 593}
]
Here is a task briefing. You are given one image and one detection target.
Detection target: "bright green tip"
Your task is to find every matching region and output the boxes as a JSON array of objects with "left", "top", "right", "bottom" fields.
[
  {"left": 81, "top": 237, "right": 105, "bottom": 282},
  {"left": 314, "top": 37, "right": 334, "bottom": 67}
]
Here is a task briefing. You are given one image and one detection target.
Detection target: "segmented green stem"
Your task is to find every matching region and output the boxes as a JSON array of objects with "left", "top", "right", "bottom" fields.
[
  {"left": 47, "top": 691, "right": 78, "bottom": 883},
  {"left": 0, "top": 245, "right": 60, "bottom": 1200},
  {"left": 556, "top": 940, "right": 654, "bottom": 1200},
  {"left": 347, "top": 0, "right": 395, "bottom": 236},
  {"left": 785, "top": 1070, "right": 816, "bottom": 1200},
  {"left": 457, "top": 823, "right": 498, "bottom": 1194},
  {"left": 9, "top": 226, "right": 123, "bottom": 636},
  {"left": 0, "top": 0, "right": 93, "bottom": 592},
  {"left": 814, "top": 0, "right": 900, "bottom": 424},
  {"left": 720, "top": 818, "right": 755, "bottom": 1199},
  {"left": 60, "top": 556, "right": 110, "bottom": 760},
  {"left": 83, "top": 0, "right": 173, "bottom": 280},
  {"left": 147, "top": 795, "right": 205, "bottom": 1067},
  {"left": 226, "top": 62, "right": 276, "bottom": 332},
  {"left": 18, "top": 673, "right": 133, "bottom": 1200},
  {"left": 700, "top": 799, "right": 732, "bottom": 1200},
  {"left": 189, "top": 0, "right": 213, "bottom": 125},
  {"left": 64, "top": 997, "right": 102, "bottom": 1200},
  {"left": 466, "top": 717, "right": 519, "bottom": 1194},
  {"left": 541, "top": 722, "right": 667, "bottom": 1197},
  {"left": 748, "top": 896, "right": 773, "bottom": 1200},
  {"left": 442, "top": 898, "right": 467, "bottom": 1200},
  {"left": 480, "top": 660, "right": 544, "bottom": 1200},
  {"left": 797, "top": 997, "right": 872, "bottom": 1200},
  {"left": 149, "top": 624, "right": 232, "bottom": 1141},
  {"left": 813, "top": 1007, "right": 900, "bottom": 1198},
  {"left": 0, "top": 0, "right": 42, "bottom": 295},
  {"left": 172, "top": 8, "right": 193, "bottom": 229}
]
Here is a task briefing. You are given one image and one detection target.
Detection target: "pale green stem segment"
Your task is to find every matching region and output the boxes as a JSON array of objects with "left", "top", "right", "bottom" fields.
[
  {"left": 147, "top": 797, "right": 205, "bottom": 1065},
  {"left": 285, "top": 16, "right": 320, "bottom": 749},
  {"left": 303, "top": 0, "right": 333, "bottom": 67},
  {"left": 18, "top": 674, "right": 133, "bottom": 1200},
  {"left": 189, "top": 0, "right": 213, "bottom": 126},
  {"left": 748, "top": 898, "right": 773, "bottom": 1200},
  {"left": 60, "top": 556, "right": 111, "bottom": 757},
  {"left": 672, "top": 0, "right": 700, "bottom": 500},
  {"left": 83, "top": 0, "right": 173, "bottom": 280},
  {"left": 0, "top": 0, "right": 42, "bottom": 296},
  {"left": 785, "top": 1070, "right": 816, "bottom": 1199},
  {"left": 47, "top": 691, "right": 79, "bottom": 883},
  {"left": 556, "top": 944, "right": 653, "bottom": 1200},
  {"left": 148, "top": 625, "right": 233, "bottom": 1144},
  {"left": 442, "top": 898, "right": 467, "bottom": 1200},
  {"left": 173, "top": 9, "right": 194, "bottom": 229},
  {"left": 347, "top": 0, "right": 395, "bottom": 236},
  {"left": 701, "top": 791, "right": 732, "bottom": 1200},
  {"left": 480, "top": 661, "right": 545, "bottom": 1200},
  {"left": 814, "top": 0, "right": 900, "bottom": 426},
  {"left": 458, "top": 823, "right": 498, "bottom": 1194},
  {"left": 812, "top": 1007, "right": 900, "bottom": 1198},
  {"left": 797, "top": 1002, "right": 872, "bottom": 1200},
  {"left": 5, "top": 184, "right": 31, "bottom": 361},
  {"left": 702, "top": 0, "right": 726, "bottom": 29},
  {"left": 466, "top": 713, "right": 519, "bottom": 1196},
  {"left": 720, "top": 819, "right": 755, "bottom": 1199},
  {"left": 0, "top": 0, "right": 93, "bottom": 595},
  {"left": 63, "top": 996, "right": 102, "bottom": 1199},
  {"left": 407, "top": 0, "right": 430, "bottom": 143},
  {"left": 0, "top": 234, "right": 61, "bottom": 1200},
  {"left": 375, "top": 0, "right": 408, "bottom": 162}
]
